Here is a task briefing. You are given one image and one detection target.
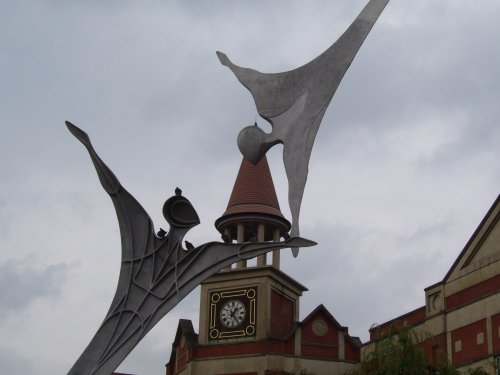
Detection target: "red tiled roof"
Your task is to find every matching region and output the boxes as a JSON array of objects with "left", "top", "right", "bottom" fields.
[
  {"left": 215, "top": 156, "right": 290, "bottom": 237},
  {"left": 227, "top": 156, "right": 282, "bottom": 213}
]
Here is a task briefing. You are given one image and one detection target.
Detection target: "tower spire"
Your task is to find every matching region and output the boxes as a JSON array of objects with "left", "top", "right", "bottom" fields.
[{"left": 215, "top": 155, "right": 290, "bottom": 268}]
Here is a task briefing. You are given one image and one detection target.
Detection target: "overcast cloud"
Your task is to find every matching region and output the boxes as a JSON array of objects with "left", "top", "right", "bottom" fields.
[{"left": 0, "top": 1, "right": 499, "bottom": 374}]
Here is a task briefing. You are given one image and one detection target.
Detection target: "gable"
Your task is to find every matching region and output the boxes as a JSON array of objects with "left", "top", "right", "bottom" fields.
[
  {"left": 300, "top": 307, "right": 341, "bottom": 360},
  {"left": 302, "top": 308, "right": 341, "bottom": 339},
  {"left": 300, "top": 305, "right": 361, "bottom": 361},
  {"left": 445, "top": 194, "right": 500, "bottom": 283},
  {"left": 463, "top": 213, "right": 500, "bottom": 268}
]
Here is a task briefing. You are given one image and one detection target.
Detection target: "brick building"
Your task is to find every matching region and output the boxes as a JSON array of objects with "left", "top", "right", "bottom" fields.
[
  {"left": 164, "top": 154, "right": 500, "bottom": 374},
  {"left": 365, "top": 194, "right": 500, "bottom": 373}
]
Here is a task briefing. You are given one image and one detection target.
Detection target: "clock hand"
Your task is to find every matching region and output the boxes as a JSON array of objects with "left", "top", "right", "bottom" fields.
[{"left": 231, "top": 308, "right": 238, "bottom": 318}]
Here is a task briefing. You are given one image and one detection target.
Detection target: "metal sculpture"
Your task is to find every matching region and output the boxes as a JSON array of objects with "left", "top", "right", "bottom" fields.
[
  {"left": 65, "top": 122, "right": 315, "bottom": 375},
  {"left": 217, "top": 0, "right": 389, "bottom": 256}
]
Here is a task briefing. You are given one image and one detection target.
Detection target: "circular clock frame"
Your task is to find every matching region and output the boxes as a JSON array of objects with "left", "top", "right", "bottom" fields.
[
  {"left": 219, "top": 299, "right": 246, "bottom": 328},
  {"left": 208, "top": 287, "right": 257, "bottom": 341}
]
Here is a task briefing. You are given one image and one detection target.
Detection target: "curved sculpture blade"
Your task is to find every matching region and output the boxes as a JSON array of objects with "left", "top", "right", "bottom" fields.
[
  {"left": 65, "top": 122, "right": 316, "bottom": 375},
  {"left": 217, "top": 0, "right": 389, "bottom": 256}
]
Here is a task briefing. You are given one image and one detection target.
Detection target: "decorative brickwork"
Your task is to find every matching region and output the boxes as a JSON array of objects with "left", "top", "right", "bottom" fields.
[
  {"left": 270, "top": 290, "right": 294, "bottom": 338},
  {"left": 446, "top": 274, "right": 500, "bottom": 310},
  {"left": 451, "top": 319, "right": 488, "bottom": 366}
]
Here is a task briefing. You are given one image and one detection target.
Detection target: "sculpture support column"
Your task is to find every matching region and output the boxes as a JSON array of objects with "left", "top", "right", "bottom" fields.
[
  {"left": 236, "top": 223, "right": 246, "bottom": 268},
  {"left": 257, "top": 224, "right": 266, "bottom": 266},
  {"left": 272, "top": 229, "right": 280, "bottom": 269},
  {"left": 224, "top": 228, "right": 232, "bottom": 271}
]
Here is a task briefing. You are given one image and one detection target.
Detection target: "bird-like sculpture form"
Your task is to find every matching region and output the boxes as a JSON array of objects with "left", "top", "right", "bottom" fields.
[
  {"left": 65, "top": 122, "right": 315, "bottom": 375},
  {"left": 217, "top": 0, "right": 389, "bottom": 256}
]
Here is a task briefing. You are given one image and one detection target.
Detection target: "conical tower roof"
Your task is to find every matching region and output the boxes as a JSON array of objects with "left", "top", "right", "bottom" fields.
[{"left": 215, "top": 156, "right": 290, "bottom": 241}]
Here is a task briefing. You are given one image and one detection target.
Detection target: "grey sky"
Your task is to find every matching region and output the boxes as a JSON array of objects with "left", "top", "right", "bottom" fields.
[{"left": 1, "top": 1, "right": 499, "bottom": 374}]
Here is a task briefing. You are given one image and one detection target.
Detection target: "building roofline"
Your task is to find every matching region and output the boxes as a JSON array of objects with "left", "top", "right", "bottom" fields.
[
  {"left": 443, "top": 193, "right": 500, "bottom": 282},
  {"left": 369, "top": 305, "right": 426, "bottom": 333},
  {"left": 300, "top": 304, "right": 346, "bottom": 331}
]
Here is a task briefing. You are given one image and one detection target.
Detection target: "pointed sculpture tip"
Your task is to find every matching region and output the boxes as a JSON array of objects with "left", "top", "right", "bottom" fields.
[
  {"left": 286, "top": 237, "right": 316, "bottom": 250},
  {"left": 216, "top": 51, "right": 230, "bottom": 66},
  {"left": 65, "top": 120, "right": 75, "bottom": 130},
  {"left": 65, "top": 120, "right": 91, "bottom": 148},
  {"left": 284, "top": 236, "right": 317, "bottom": 258}
]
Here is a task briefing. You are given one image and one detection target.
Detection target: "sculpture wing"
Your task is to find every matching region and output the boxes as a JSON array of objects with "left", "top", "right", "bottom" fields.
[
  {"left": 65, "top": 122, "right": 157, "bottom": 264},
  {"left": 66, "top": 122, "right": 160, "bottom": 375},
  {"left": 65, "top": 123, "right": 316, "bottom": 375},
  {"left": 176, "top": 236, "right": 317, "bottom": 288},
  {"left": 218, "top": 0, "right": 389, "bottom": 125},
  {"left": 218, "top": 0, "right": 389, "bottom": 256},
  {"left": 139, "top": 236, "right": 318, "bottom": 330}
]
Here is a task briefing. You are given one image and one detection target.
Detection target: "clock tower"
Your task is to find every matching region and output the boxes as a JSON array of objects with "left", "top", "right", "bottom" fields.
[
  {"left": 165, "top": 156, "right": 361, "bottom": 375},
  {"left": 198, "top": 155, "right": 306, "bottom": 344}
]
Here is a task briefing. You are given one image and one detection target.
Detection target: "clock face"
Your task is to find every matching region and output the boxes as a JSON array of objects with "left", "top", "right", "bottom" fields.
[
  {"left": 220, "top": 300, "right": 246, "bottom": 328},
  {"left": 208, "top": 287, "right": 257, "bottom": 340}
]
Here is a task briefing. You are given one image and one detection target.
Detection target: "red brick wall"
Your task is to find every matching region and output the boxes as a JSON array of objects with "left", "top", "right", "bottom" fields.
[
  {"left": 176, "top": 336, "right": 189, "bottom": 372},
  {"left": 285, "top": 334, "right": 295, "bottom": 355},
  {"left": 451, "top": 319, "right": 488, "bottom": 366},
  {"left": 446, "top": 274, "right": 500, "bottom": 310},
  {"left": 301, "top": 310, "right": 339, "bottom": 360},
  {"left": 419, "top": 333, "right": 447, "bottom": 367},
  {"left": 344, "top": 339, "right": 360, "bottom": 362},
  {"left": 369, "top": 307, "right": 426, "bottom": 340},
  {"left": 301, "top": 342, "right": 338, "bottom": 359},
  {"left": 193, "top": 339, "right": 292, "bottom": 359},
  {"left": 270, "top": 290, "right": 294, "bottom": 338}
]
